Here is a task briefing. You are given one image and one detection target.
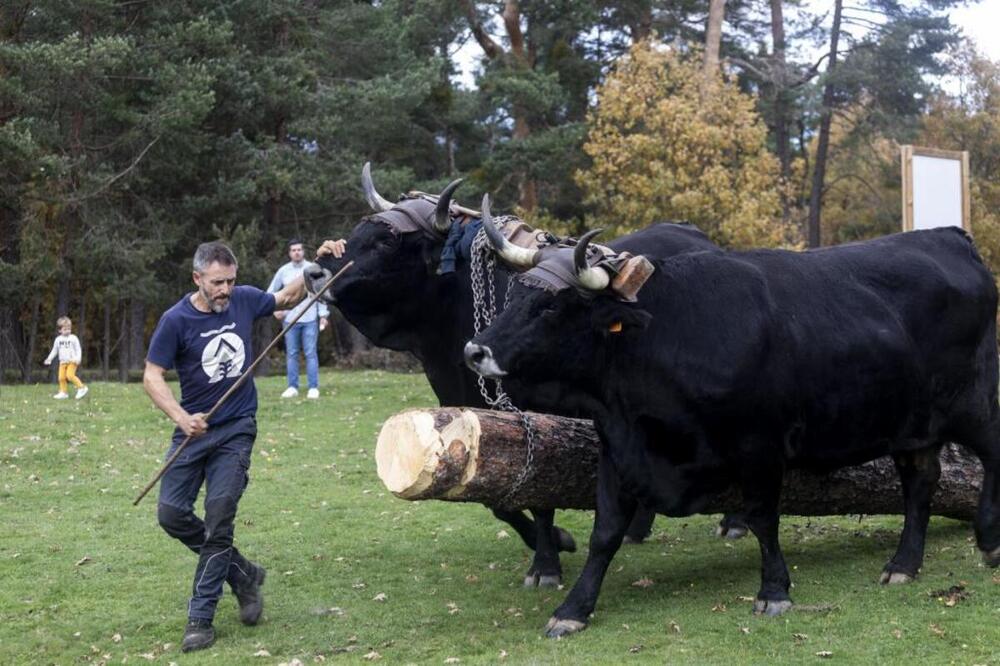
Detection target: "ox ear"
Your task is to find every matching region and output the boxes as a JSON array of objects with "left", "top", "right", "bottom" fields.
[{"left": 590, "top": 301, "right": 652, "bottom": 336}]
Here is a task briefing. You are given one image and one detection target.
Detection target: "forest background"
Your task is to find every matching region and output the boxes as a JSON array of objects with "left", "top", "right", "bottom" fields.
[{"left": 3, "top": 0, "right": 999, "bottom": 384}]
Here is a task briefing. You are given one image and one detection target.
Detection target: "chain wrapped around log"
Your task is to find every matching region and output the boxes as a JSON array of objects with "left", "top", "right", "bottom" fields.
[{"left": 375, "top": 407, "right": 981, "bottom": 519}]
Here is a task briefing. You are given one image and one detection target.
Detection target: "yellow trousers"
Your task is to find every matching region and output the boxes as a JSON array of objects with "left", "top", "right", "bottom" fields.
[{"left": 58, "top": 363, "right": 85, "bottom": 393}]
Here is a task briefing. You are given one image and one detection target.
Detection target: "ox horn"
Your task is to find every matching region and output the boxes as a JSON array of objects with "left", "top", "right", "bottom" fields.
[
  {"left": 480, "top": 194, "right": 539, "bottom": 268},
  {"left": 573, "top": 229, "right": 610, "bottom": 291},
  {"left": 434, "top": 178, "right": 464, "bottom": 233},
  {"left": 362, "top": 162, "right": 395, "bottom": 212}
]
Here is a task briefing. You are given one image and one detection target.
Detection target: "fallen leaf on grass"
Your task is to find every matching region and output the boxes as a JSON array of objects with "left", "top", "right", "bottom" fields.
[
  {"left": 631, "top": 578, "right": 654, "bottom": 588},
  {"left": 363, "top": 651, "right": 380, "bottom": 661},
  {"left": 929, "top": 585, "right": 969, "bottom": 607},
  {"left": 815, "top": 651, "right": 833, "bottom": 658},
  {"left": 737, "top": 595, "right": 755, "bottom": 602},
  {"left": 793, "top": 633, "right": 808, "bottom": 642},
  {"left": 75, "top": 556, "right": 91, "bottom": 566},
  {"left": 892, "top": 629, "right": 902, "bottom": 639},
  {"left": 929, "top": 623, "right": 946, "bottom": 637},
  {"left": 740, "top": 627, "right": 751, "bottom": 635},
  {"left": 628, "top": 645, "right": 643, "bottom": 654},
  {"left": 139, "top": 653, "right": 156, "bottom": 661},
  {"left": 496, "top": 530, "right": 510, "bottom": 539},
  {"left": 372, "top": 592, "right": 387, "bottom": 602},
  {"left": 111, "top": 633, "right": 122, "bottom": 643},
  {"left": 444, "top": 659, "right": 460, "bottom": 664},
  {"left": 499, "top": 650, "right": 508, "bottom": 659},
  {"left": 447, "top": 602, "right": 460, "bottom": 615},
  {"left": 253, "top": 649, "right": 271, "bottom": 657},
  {"left": 667, "top": 620, "right": 681, "bottom": 634},
  {"left": 711, "top": 604, "right": 727, "bottom": 613}
]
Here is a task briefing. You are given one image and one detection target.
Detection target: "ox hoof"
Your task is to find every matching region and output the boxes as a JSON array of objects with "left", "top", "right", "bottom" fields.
[
  {"left": 981, "top": 545, "right": 1000, "bottom": 568},
  {"left": 557, "top": 528, "right": 577, "bottom": 553},
  {"left": 879, "top": 570, "right": 914, "bottom": 585},
  {"left": 544, "top": 617, "right": 587, "bottom": 638},
  {"left": 753, "top": 599, "right": 793, "bottom": 617},
  {"left": 524, "top": 573, "right": 562, "bottom": 588},
  {"left": 623, "top": 535, "right": 645, "bottom": 545},
  {"left": 715, "top": 525, "right": 748, "bottom": 540}
]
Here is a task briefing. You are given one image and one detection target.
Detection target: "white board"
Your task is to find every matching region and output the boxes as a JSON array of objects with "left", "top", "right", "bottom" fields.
[
  {"left": 911, "top": 155, "right": 963, "bottom": 230},
  {"left": 901, "top": 146, "right": 970, "bottom": 232}
]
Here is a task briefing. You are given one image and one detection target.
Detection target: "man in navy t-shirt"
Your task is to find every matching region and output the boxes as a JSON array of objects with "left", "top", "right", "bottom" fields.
[{"left": 144, "top": 240, "right": 309, "bottom": 652}]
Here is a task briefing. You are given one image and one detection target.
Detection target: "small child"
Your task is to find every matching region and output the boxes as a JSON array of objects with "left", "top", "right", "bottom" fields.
[{"left": 43, "top": 316, "right": 89, "bottom": 400}]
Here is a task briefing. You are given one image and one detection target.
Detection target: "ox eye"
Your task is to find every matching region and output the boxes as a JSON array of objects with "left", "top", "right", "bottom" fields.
[{"left": 608, "top": 321, "right": 623, "bottom": 333}]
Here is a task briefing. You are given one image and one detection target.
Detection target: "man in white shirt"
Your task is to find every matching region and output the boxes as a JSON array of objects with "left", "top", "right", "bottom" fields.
[{"left": 267, "top": 239, "right": 330, "bottom": 399}]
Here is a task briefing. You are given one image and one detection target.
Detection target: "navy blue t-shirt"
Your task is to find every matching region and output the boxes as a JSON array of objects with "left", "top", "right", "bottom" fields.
[{"left": 147, "top": 286, "right": 276, "bottom": 425}]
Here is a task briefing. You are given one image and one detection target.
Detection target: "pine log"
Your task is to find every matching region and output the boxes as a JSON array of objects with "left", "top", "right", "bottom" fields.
[{"left": 375, "top": 407, "right": 982, "bottom": 520}]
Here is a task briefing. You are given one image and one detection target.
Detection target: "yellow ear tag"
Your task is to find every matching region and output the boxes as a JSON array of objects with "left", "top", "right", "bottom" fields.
[{"left": 608, "top": 321, "right": 623, "bottom": 333}]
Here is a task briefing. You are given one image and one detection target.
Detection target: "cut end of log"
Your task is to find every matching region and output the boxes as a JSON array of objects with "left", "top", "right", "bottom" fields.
[{"left": 376, "top": 409, "right": 480, "bottom": 499}]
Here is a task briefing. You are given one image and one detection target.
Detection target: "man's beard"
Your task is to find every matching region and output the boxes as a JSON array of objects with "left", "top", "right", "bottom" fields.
[{"left": 201, "top": 287, "right": 230, "bottom": 313}]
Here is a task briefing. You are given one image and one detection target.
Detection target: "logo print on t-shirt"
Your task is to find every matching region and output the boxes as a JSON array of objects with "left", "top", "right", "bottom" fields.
[{"left": 201, "top": 332, "right": 246, "bottom": 383}]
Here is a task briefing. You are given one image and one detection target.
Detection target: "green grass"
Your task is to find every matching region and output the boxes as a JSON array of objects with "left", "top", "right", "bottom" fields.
[{"left": 1, "top": 371, "right": 999, "bottom": 665}]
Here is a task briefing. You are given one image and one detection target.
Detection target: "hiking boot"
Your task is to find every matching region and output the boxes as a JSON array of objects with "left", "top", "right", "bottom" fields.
[
  {"left": 181, "top": 619, "right": 215, "bottom": 652},
  {"left": 233, "top": 562, "right": 266, "bottom": 625}
]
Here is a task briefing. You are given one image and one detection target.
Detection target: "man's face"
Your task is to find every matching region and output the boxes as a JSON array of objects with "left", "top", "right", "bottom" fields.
[
  {"left": 288, "top": 243, "right": 305, "bottom": 263},
  {"left": 193, "top": 261, "right": 237, "bottom": 313}
]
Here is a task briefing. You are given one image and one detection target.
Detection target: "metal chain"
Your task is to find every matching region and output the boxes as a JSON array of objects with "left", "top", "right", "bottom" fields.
[{"left": 469, "top": 219, "right": 537, "bottom": 505}]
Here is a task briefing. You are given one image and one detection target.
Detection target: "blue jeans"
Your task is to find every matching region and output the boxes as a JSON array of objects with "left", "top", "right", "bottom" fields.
[
  {"left": 284, "top": 320, "right": 319, "bottom": 390},
  {"left": 157, "top": 416, "right": 258, "bottom": 622}
]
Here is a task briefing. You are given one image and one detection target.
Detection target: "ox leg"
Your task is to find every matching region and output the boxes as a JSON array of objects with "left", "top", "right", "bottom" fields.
[
  {"left": 545, "top": 453, "right": 636, "bottom": 638},
  {"left": 716, "top": 512, "right": 749, "bottom": 540},
  {"left": 880, "top": 446, "right": 942, "bottom": 584},
  {"left": 623, "top": 504, "right": 656, "bottom": 544},
  {"left": 977, "top": 459, "right": 1000, "bottom": 566},
  {"left": 524, "top": 510, "right": 564, "bottom": 587},
  {"left": 956, "top": 417, "right": 1000, "bottom": 566},
  {"left": 490, "top": 507, "right": 576, "bottom": 587},
  {"left": 741, "top": 464, "right": 792, "bottom": 616}
]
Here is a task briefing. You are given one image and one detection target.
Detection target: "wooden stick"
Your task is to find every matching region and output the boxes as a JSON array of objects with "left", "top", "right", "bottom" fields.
[{"left": 132, "top": 261, "right": 354, "bottom": 505}]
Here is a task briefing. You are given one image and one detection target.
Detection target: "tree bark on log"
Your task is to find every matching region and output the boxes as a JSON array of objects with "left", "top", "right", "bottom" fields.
[{"left": 375, "top": 408, "right": 981, "bottom": 520}]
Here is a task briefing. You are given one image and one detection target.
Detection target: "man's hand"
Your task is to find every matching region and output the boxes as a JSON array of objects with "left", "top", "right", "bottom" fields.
[
  {"left": 319, "top": 316, "right": 328, "bottom": 332},
  {"left": 274, "top": 310, "right": 287, "bottom": 321},
  {"left": 43, "top": 360, "right": 51, "bottom": 366},
  {"left": 178, "top": 412, "right": 209, "bottom": 438},
  {"left": 317, "top": 239, "right": 346, "bottom": 259}
]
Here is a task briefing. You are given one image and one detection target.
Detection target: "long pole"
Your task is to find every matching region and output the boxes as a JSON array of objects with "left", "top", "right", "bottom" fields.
[{"left": 132, "top": 260, "right": 354, "bottom": 505}]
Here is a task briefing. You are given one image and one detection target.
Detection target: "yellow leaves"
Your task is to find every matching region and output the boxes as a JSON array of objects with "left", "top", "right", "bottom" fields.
[{"left": 577, "top": 40, "right": 794, "bottom": 249}]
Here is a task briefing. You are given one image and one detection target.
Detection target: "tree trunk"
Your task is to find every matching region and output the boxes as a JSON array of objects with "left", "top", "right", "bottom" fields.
[
  {"left": 376, "top": 408, "right": 981, "bottom": 520},
  {"left": 769, "top": 0, "right": 791, "bottom": 223},
  {"left": 129, "top": 299, "right": 145, "bottom": 370},
  {"left": 806, "top": 0, "right": 843, "bottom": 248},
  {"left": 461, "top": 0, "right": 538, "bottom": 213},
  {"left": 22, "top": 296, "right": 41, "bottom": 384},
  {"left": 77, "top": 295, "right": 87, "bottom": 370},
  {"left": 118, "top": 299, "right": 129, "bottom": 382},
  {"left": 703, "top": 0, "right": 726, "bottom": 76},
  {"left": 102, "top": 298, "right": 112, "bottom": 381}
]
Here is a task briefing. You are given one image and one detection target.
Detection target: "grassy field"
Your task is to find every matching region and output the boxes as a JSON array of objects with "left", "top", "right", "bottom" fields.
[{"left": 1, "top": 371, "right": 999, "bottom": 665}]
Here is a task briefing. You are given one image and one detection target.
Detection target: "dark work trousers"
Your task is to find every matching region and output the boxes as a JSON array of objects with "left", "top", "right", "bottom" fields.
[{"left": 157, "top": 415, "right": 258, "bottom": 622}]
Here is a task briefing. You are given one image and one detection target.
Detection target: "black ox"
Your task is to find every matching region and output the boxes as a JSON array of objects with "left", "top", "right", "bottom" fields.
[
  {"left": 306, "top": 164, "right": 730, "bottom": 586},
  {"left": 466, "top": 220, "right": 1000, "bottom": 636}
]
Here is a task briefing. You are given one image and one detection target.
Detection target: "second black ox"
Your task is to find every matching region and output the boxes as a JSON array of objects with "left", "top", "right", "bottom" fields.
[{"left": 466, "top": 223, "right": 1000, "bottom": 637}]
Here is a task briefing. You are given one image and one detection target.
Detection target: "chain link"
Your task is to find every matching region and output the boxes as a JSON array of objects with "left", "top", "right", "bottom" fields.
[{"left": 470, "top": 219, "right": 537, "bottom": 506}]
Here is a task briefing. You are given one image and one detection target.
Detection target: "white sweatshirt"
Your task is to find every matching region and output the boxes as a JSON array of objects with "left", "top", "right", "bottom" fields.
[{"left": 45, "top": 334, "right": 82, "bottom": 365}]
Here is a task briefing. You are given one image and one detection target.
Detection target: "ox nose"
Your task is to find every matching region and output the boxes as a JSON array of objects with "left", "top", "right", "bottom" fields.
[
  {"left": 464, "top": 342, "right": 507, "bottom": 377},
  {"left": 305, "top": 265, "right": 333, "bottom": 299}
]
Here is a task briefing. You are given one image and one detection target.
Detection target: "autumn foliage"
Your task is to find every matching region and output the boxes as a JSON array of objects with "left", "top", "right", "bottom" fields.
[{"left": 576, "top": 41, "right": 800, "bottom": 249}]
